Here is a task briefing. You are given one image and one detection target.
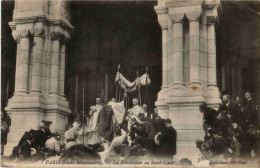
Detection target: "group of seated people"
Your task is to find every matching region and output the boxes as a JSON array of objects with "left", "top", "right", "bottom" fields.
[
  {"left": 103, "top": 109, "right": 177, "bottom": 162},
  {"left": 8, "top": 97, "right": 177, "bottom": 163},
  {"left": 197, "top": 91, "right": 259, "bottom": 161}
]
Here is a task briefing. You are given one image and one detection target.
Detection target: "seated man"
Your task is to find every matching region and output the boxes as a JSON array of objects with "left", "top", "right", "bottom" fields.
[{"left": 127, "top": 98, "right": 144, "bottom": 131}]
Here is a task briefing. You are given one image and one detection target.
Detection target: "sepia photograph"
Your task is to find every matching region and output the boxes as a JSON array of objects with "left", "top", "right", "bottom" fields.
[{"left": 1, "top": 0, "right": 260, "bottom": 167}]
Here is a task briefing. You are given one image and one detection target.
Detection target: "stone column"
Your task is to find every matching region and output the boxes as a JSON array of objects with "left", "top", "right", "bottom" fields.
[
  {"left": 18, "top": 30, "right": 30, "bottom": 94},
  {"left": 31, "top": 28, "right": 45, "bottom": 94},
  {"left": 59, "top": 42, "right": 66, "bottom": 97},
  {"left": 206, "top": 16, "right": 221, "bottom": 106},
  {"left": 207, "top": 22, "right": 217, "bottom": 87},
  {"left": 50, "top": 34, "right": 62, "bottom": 95},
  {"left": 167, "top": 18, "right": 173, "bottom": 86},
  {"left": 162, "top": 27, "right": 168, "bottom": 89},
  {"left": 14, "top": 32, "right": 21, "bottom": 94},
  {"left": 172, "top": 16, "right": 184, "bottom": 86},
  {"left": 154, "top": 6, "right": 169, "bottom": 119},
  {"left": 187, "top": 13, "right": 201, "bottom": 86}
]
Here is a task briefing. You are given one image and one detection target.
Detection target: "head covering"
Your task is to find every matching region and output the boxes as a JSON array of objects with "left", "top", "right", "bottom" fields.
[{"left": 42, "top": 120, "right": 52, "bottom": 126}]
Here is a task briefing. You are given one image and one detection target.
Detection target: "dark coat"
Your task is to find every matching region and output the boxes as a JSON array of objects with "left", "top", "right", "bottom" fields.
[
  {"left": 18, "top": 132, "right": 30, "bottom": 147},
  {"left": 243, "top": 99, "right": 257, "bottom": 125},
  {"left": 226, "top": 101, "right": 242, "bottom": 125},
  {"left": 97, "top": 105, "right": 114, "bottom": 142},
  {"left": 34, "top": 129, "right": 50, "bottom": 149},
  {"left": 142, "top": 121, "right": 157, "bottom": 140},
  {"left": 153, "top": 117, "right": 167, "bottom": 135},
  {"left": 158, "top": 126, "right": 177, "bottom": 156},
  {"left": 203, "top": 107, "right": 219, "bottom": 127},
  {"left": 20, "top": 140, "right": 32, "bottom": 159}
]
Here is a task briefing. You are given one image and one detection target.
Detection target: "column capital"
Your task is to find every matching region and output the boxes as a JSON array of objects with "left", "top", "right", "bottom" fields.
[
  {"left": 170, "top": 13, "right": 185, "bottom": 23},
  {"left": 50, "top": 31, "right": 65, "bottom": 41},
  {"left": 186, "top": 11, "right": 201, "bottom": 22},
  {"left": 203, "top": 0, "right": 220, "bottom": 10},
  {"left": 158, "top": 14, "right": 169, "bottom": 30},
  {"left": 12, "top": 30, "right": 20, "bottom": 43},
  {"left": 32, "top": 28, "right": 45, "bottom": 37},
  {"left": 18, "top": 29, "right": 30, "bottom": 38},
  {"left": 206, "top": 15, "right": 217, "bottom": 24}
]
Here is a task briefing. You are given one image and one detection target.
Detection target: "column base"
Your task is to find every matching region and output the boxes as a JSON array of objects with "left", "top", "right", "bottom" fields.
[
  {"left": 155, "top": 87, "right": 169, "bottom": 119},
  {"left": 4, "top": 94, "right": 45, "bottom": 156},
  {"left": 4, "top": 94, "right": 71, "bottom": 156},
  {"left": 46, "top": 95, "right": 71, "bottom": 133},
  {"left": 206, "top": 85, "right": 221, "bottom": 110},
  {"left": 168, "top": 102, "right": 204, "bottom": 165},
  {"left": 187, "top": 83, "right": 203, "bottom": 96}
]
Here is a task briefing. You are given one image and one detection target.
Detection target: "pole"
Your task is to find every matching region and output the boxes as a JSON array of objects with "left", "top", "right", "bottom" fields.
[
  {"left": 82, "top": 77, "right": 85, "bottom": 145},
  {"left": 137, "top": 70, "right": 141, "bottom": 106}
]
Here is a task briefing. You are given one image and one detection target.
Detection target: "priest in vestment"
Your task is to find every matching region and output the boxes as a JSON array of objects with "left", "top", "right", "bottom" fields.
[
  {"left": 127, "top": 98, "right": 144, "bottom": 130},
  {"left": 86, "top": 98, "right": 103, "bottom": 144}
]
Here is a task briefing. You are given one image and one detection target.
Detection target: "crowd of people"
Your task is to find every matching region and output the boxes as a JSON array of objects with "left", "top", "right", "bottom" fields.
[
  {"left": 2, "top": 91, "right": 259, "bottom": 165},
  {"left": 4, "top": 97, "right": 177, "bottom": 164},
  {"left": 197, "top": 91, "right": 259, "bottom": 162}
]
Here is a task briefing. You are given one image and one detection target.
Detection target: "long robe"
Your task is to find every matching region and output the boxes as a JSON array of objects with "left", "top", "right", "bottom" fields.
[
  {"left": 86, "top": 104, "right": 102, "bottom": 144},
  {"left": 97, "top": 105, "right": 114, "bottom": 142}
]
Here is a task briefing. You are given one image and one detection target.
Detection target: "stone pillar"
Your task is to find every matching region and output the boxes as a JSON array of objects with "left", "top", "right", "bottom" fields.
[
  {"left": 31, "top": 28, "right": 45, "bottom": 94},
  {"left": 162, "top": 28, "right": 168, "bottom": 89},
  {"left": 59, "top": 42, "right": 66, "bottom": 97},
  {"left": 5, "top": 0, "right": 73, "bottom": 157},
  {"left": 187, "top": 13, "right": 201, "bottom": 86},
  {"left": 167, "top": 18, "right": 173, "bottom": 86},
  {"left": 206, "top": 16, "right": 221, "bottom": 107},
  {"left": 207, "top": 23, "right": 217, "bottom": 86},
  {"left": 18, "top": 30, "right": 30, "bottom": 94},
  {"left": 13, "top": 33, "right": 21, "bottom": 94},
  {"left": 50, "top": 36, "right": 61, "bottom": 96},
  {"left": 172, "top": 17, "right": 184, "bottom": 86},
  {"left": 154, "top": 5, "right": 169, "bottom": 119}
]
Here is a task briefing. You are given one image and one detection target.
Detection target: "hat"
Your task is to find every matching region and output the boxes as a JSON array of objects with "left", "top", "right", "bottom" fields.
[{"left": 42, "top": 120, "right": 52, "bottom": 126}]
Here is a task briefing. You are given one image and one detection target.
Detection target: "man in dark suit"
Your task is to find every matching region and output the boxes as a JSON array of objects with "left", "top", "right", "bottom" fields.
[
  {"left": 34, "top": 120, "right": 52, "bottom": 149},
  {"left": 156, "top": 119, "right": 177, "bottom": 160},
  {"left": 135, "top": 114, "right": 157, "bottom": 154},
  {"left": 222, "top": 94, "right": 242, "bottom": 125},
  {"left": 243, "top": 92, "right": 258, "bottom": 126},
  {"left": 20, "top": 134, "right": 35, "bottom": 160}
]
